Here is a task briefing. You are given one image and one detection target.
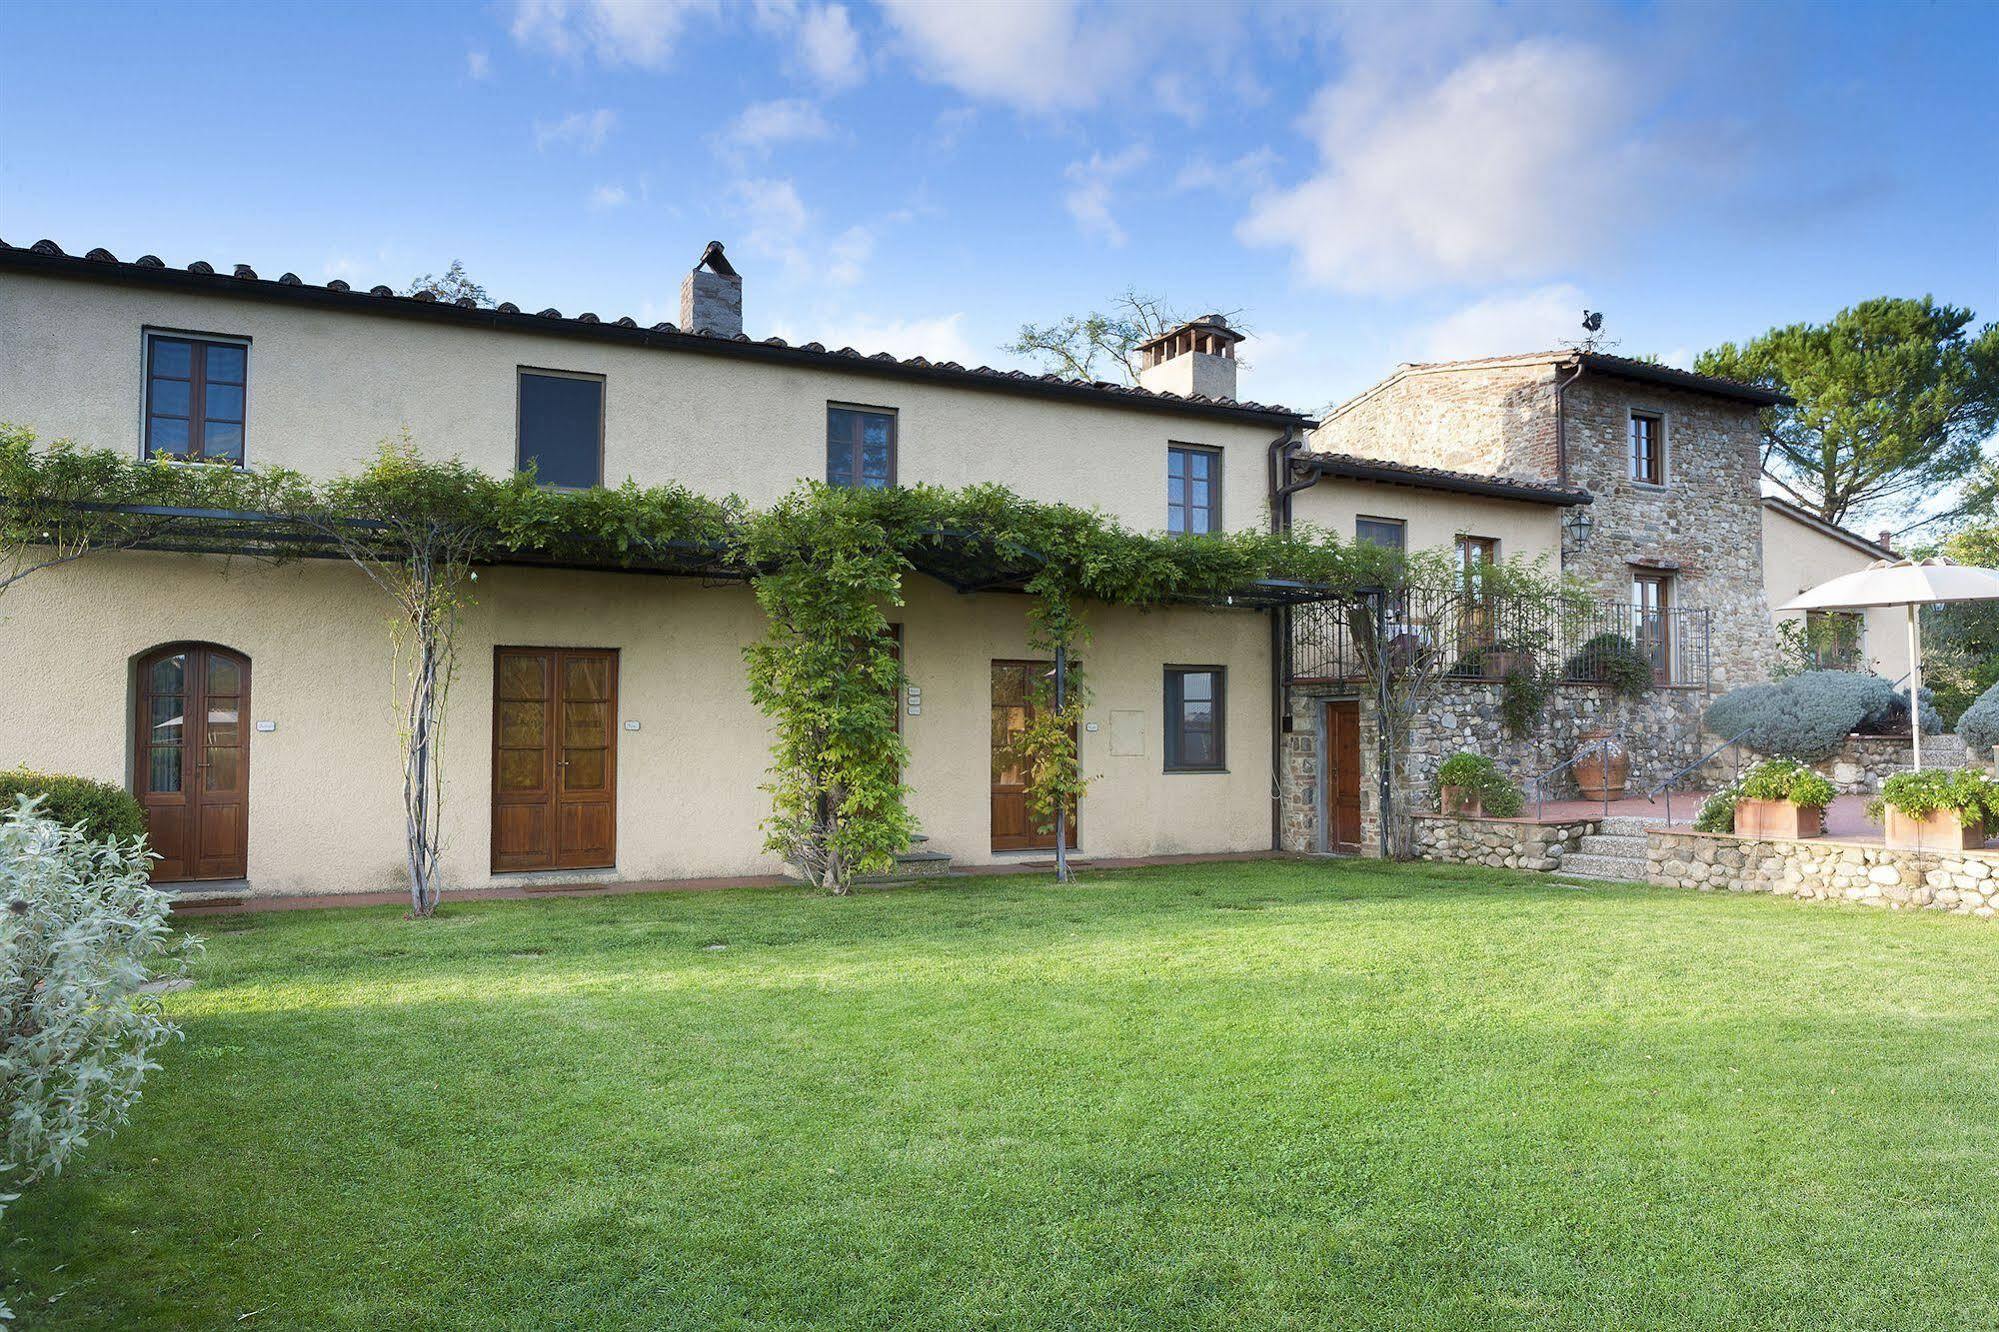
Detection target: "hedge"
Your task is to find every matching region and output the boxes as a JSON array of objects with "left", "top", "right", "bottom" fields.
[
  {"left": 1960, "top": 679, "right": 1999, "bottom": 756},
  {"left": 1705, "top": 670, "right": 1940, "bottom": 761},
  {"left": 0, "top": 769, "right": 146, "bottom": 843}
]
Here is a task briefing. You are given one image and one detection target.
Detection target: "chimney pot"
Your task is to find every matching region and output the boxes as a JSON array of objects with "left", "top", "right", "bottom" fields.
[{"left": 1135, "top": 314, "right": 1243, "bottom": 401}]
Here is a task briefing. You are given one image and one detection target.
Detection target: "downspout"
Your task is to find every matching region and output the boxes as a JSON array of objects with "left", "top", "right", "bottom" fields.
[
  {"left": 1265, "top": 426, "right": 1307, "bottom": 852},
  {"left": 1554, "top": 356, "right": 1587, "bottom": 491}
]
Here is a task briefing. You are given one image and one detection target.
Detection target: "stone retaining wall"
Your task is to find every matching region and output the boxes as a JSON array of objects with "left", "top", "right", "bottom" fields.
[
  {"left": 1647, "top": 827, "right": 1999, "bottom": 918},
  {"left": 1411, "top": 814, "right": 1597, "bottom": 872},
  {"left": 1701, "top": 732, "right": 1975, "bottom": 794}
]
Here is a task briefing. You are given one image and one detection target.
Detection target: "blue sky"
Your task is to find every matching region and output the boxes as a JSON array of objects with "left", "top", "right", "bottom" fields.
[{"left": 3, "top": 0, "right": 1995, "bottom": 424}]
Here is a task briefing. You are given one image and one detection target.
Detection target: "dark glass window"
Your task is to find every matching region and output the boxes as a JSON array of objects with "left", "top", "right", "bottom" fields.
[
  {"left": 827, "top": 406, "right": 896, "bottom": 488},
  {"left": 1356, "top": 517, "right": 1406, "bottom": 550},
  {"left": 1630, "top": 411, "right": 1664, "bottom": 483},
  {"left": 1167, "top": 444, "right": 1221, "bottom": 534},
  {"left": 1632, "top": 572, "right": 1672, "bottom": 683},
  {"left": 145, "top": 335, "right": 247, "bottom": 463},
  {"left": 1165, "top": 667, "right": 1225, "bottom": 772},
  {"left": 517, "top": 371, "right": 604, "bottom": 489}
]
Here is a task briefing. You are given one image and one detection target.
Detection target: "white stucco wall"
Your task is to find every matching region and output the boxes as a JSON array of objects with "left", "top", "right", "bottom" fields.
[
  {"left": 0, "top": 272, "right": 1285, "bottom": 536},
  {"left": 1290, "top": 476, "right": 1564, "bottom": 568},
  {"left": 1760, "top": 503, "right": 1910, "bottom": 681},
  {"left": 0, "top": 553, "right": 1273, "bottom": 895}
]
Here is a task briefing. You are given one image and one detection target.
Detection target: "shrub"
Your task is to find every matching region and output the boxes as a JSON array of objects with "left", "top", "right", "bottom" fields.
[
  {"left": 1959, "top": 679, "right": 1999, "bottom": 756},
  {"left": 1498, "top": 668, "right": 1553, "bottom": 739},
  {"left": 0, "top": 797, "right": 197, "bottom": 1317},
  {"left": 1561, "top": 633, "right": 1653, "bottom": 699},
  {"left": 1865, "top": 769, "right": 1999, "bottom": 828},
  {"left": 0, "top": 769, "right": 145, "bottom": 843},
  {"left": 1704, "top": 671, "right": 1938, "bottom": 761},
  {"left": 1736, "top": 758, "right": 1837, "bottom": 808},
  {"left": 1694, "top": 777, "right": 1745, "bottom": 833},
  {"left": 1434, "top": 752, "right": 1525, "bottom": 818}
]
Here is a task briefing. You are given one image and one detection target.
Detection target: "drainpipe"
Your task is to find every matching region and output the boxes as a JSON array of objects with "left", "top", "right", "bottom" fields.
[
  {"left": 1554, "top": 356, "right": 1587, "bottom": 492},
  {"left": 1264, "top": 426, "right": 1303, "bottom": 852}
]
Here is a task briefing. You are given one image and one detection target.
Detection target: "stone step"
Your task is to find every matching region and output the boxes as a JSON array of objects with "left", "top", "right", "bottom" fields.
[
  {"left": 1578, "top": 833, "right": 1650, "bottom": 857},
  {"left": 1596, "top": 816, "right": 1665, "bottom": 837},
  {"left": 858, "top": 848, "right": 954, "bottom": 884},
  {"left": 1554, "top": 853, "right": 1649, "bottom": 883}
]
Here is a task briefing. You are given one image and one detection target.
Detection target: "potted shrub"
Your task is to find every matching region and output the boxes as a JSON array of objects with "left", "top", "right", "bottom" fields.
[
  {"left": 1868, "top": 769, "right": 1999, "bottom": 851},
  {"left": 1730, "top": 759, "right": 1836, "bottom": 839},
  {"left": 1434, "top": 752, "right": 1525, "bottom": 819}
]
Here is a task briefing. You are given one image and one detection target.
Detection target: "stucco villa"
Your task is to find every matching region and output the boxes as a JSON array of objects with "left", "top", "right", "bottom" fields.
[{"left": 0, "top": 237, "right": 1896, "bottom": 900}]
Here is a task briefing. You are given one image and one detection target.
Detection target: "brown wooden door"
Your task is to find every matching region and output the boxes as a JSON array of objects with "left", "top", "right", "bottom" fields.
[
  {"left": 990, "top": 660, "right": 1079, "bottom": 852},
  {"left": 136, "top": 644, "right": 250, "bottom": 882},
  {"left": 1326, "top": 700, "right": 1363, "bottom": 853},
  {"left": 492, "top": 647, "right": 618, "bottom": 872}
]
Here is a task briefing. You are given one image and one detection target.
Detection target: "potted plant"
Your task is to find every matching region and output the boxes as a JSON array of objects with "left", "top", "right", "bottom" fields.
[
  {"left": 1867, "top": 769, "right": 1999, "bottom": 851},
  {"left": 1435, "top": 752, "right": 1525, "bottom": 819},
  {"left": 1730, "top": 759, "right": 1836, "bottom": 839}
]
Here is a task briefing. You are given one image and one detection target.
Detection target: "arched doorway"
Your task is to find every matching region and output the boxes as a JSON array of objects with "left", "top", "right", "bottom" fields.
[{"left": 134, "top": 644, "right": 250, "bottom": 882}]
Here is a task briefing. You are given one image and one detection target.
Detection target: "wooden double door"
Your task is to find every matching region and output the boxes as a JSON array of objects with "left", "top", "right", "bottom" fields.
[
  {"left": 492, "top": 647, "right": 618, "bottom": 872},
  {"left": 990, "top": 660, "right": 1079, "bottom": 852},
  {"left": 136, "top": 644, "right": 250, "bottom": 882}
]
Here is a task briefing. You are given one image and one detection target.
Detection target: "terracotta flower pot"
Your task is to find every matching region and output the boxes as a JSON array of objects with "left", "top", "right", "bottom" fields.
[
  {"left": 1573, "top": 729, "right": 1629, "bottom": 801},
  {"left": 1733, "top": 798, "right": 1823, "bottom": 840},
  {"left": 1439, "top": 785, "right": 1483, "bottom": 817},
  {"left": 1883, "top": 807, "right": 1986, "bottom": 851}
]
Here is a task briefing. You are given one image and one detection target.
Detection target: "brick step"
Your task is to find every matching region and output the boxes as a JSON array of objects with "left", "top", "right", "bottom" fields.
[
  {"left": 1554, "top": 853, "right": 1648, "bottom": 883},
  {"left": 1578, "top": 834, "right": 1650, "bottom": 857}
]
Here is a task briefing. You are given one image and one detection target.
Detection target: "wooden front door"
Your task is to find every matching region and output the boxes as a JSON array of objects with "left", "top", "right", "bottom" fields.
[
  {"left": 1325, "top": 700, "right": 1363, "bottom": 853},
  {"left": 492, "top": 647, "right": 618, "bottom": 873},
  {"left": 990, "top": 660, "right": 1079, "bottom": 852},
  {"left": 136, "top": 644, "right": 250, "bottom": 882}
]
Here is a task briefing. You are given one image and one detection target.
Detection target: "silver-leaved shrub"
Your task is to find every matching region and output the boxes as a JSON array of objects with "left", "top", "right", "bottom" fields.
[{"left": 0, "top": 795, "right": 198, "bottom": 1318}]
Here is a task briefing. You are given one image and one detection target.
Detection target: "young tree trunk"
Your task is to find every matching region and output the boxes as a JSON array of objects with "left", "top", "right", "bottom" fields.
[{"left": 402, "top": 552, "right": 448, "bottom": 917}]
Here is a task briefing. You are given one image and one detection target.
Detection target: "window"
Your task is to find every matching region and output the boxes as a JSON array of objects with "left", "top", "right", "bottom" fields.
[
  {"left": 1629, "top": 410, "right": 1665, "bottom": 484},
  {"left": 1804, "top": 609, "right": 1864, "bottom": 670},
  {"left": 1356, "top": 516, "right": 1406, "bottom": 551},
  {"left": 1632, "top": 572, "right": 1672, "bottom": 683},
  {"left": 1456, "top": 535, "right": 1499, "bottom": 579},
  {"left": 827, "top": 405, "right": 896, "bottom": 488},
  {"left": 517, "top": 370, "right": 604, "bottom": 489},
  {"left": 1167, "top": 444, "right": 1221, "bottom": 534},
  {"left": 145, "top": 334, "right": 247, "bottom": 463},
  {"left": 1164, "top": 667, "right": 1226, "bottom": 772}
]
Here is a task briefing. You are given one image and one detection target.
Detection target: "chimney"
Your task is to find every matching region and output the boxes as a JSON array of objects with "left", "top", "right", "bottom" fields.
[
  {"left": 679, "top": 241, "right": 742, "bottom": 337},
  {"left": 1877, "top": 530, "right": 1896, "bottom": 552},
  {"left": 1135, "top": 314, "right": 1243, "bottom": 401}
]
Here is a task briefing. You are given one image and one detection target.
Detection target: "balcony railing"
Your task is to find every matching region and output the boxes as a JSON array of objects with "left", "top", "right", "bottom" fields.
[{"left": 1288, "top": 590, "right": 1712, "bottom": 691}]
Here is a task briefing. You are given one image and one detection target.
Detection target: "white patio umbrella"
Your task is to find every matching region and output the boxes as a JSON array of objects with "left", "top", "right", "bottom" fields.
[{"left": 1779, "top": 556, "right": 1999, "bottom": 769}]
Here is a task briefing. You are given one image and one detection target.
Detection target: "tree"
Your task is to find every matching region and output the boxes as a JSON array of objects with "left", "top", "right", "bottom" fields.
[
  {"left": 1919, "top": 521, "right": 1999, "bottom": 725},
  {"left": 1697, "top": 297, "right": 1999, "bottom": 526},
  {"left": 403, "top": 260, "right": 490, "bottom": 307},
  {"left": 1005, "top": 290, "right": 1243, "bottom": 384}
]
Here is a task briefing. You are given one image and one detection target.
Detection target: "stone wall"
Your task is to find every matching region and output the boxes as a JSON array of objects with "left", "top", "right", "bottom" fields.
[
  {"left": 1700, "top": 733, "right": 1976, "bottom": 795},
  {"left": 1412, "top": 814, "right": 1596, "bottom": 871},
  {"left": 1313, "top": 360, "right": 1559, "bottom": 481},
  {"left": 1648, "top": 827, "right": 1999, "bottom": 919}
]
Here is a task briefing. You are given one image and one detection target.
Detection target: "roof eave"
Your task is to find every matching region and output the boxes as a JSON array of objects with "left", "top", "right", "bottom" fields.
[{"left": 1300, "top": 454, "right": 1591, "bottom": 507}]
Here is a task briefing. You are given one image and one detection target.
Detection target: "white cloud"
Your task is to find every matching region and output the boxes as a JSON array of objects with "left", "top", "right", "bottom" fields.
[
  {"left": 1240, "top": 38, "right": 1650, "bottom": 293},
  {"left": 1062, "top": 144, "right": 1149, "bottom": 246},
  {"left": 876, "top": 0, "right": 1139, "bottom": 113},
  {"left": 718, "top": 98, "right": 833, "bottom": 156},
  {"left": 826, "top": 225, "right": 873, "bottom": 286},
  {"left": 750, "top": 0, "right": 865, "bottom": 90},
  {"left": 533, "top": 108, "right": 617, "bottom": 152},
  {"left": 510, "top": 0, "right": 717, "bottom": 69},
  {"left": 1419, "top": 284, "right": 1587, "bottom": 361},
  {"left": 466, "top": 49, "right": 492, "bottom": 79},
  {"left": 588, "top": 183, "right": 629, "bottom": 210},
  {"left": 775, "top": 312, "right": 977, "bottom": 364},
  {"left": 1174, "top": 147, "right": 1278, "bottom": 196},
  {"left": 728, "top": 176, "right": 814, "bottom": 270}
]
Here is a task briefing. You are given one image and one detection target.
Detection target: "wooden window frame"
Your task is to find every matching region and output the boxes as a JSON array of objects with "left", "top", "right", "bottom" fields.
[
  {"left": 826, "top": 402, "right": 899, "bottom": 489},
  {"left": 141, "top": 329, "right": 250, "bottom": 465},
  {"left": 1628, "top": 409, "right": 1667, "bottom": 486},
  {"left": 1163, "top": 665, "right": 1227, "bottom": 774},
  {"left": 515, "top": 367, "right": 607, "bottom": 490},
  {"left": 1355, "top": 515, "right": 1407, "bottom": 551},
  {"left": 1631, "top": 569, "right": 1674, "bottom": 684},
  {"left": 1166, "top": 442, "right": 1223, "bottom": 536}
]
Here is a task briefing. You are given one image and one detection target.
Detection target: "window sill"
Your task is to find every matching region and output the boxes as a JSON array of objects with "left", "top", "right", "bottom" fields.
[
  {"left": 145, "top": 455, "right": 247, "bottom": 472},
  {"left": 1627, "top": 480, "right": 1672, "bottom": 493},
  {"left": 1164, "top": 766, "right": 1230, "bottom": 775}
]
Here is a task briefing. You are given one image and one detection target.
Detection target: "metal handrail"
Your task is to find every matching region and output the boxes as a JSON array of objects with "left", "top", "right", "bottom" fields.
[
  {"left": 1532, "top": 736, "right": 1617, "bottom": 821},
  {"left": 1643, "top": 726, "right": 1754, "bottom": 826}
]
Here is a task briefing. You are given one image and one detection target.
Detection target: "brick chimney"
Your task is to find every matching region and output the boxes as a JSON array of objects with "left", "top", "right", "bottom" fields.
[
  {"left": 679, "top": 241, "right": 742, "bottom": 337},
  {"left": 1878, "top": 530, "right": 1896, "bottom": 553},
  {"left": 1135, "top": 314, "right": 1243, "bottom": 401}
]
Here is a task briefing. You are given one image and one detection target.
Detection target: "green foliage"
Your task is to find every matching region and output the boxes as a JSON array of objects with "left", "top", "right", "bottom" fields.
[
  {"left": 1694, "top": 778, "right": 1745, "bottom": 833},
  {"left": 1499, "top": 667, "right": 1554, "bottom": 738},
  {"left": 0, "top": 797, "right": 199, "bottom": 1318},
  {"left": 1433, "top": 752, "right": 1525, "bottom": 818},
  {"left": 1697, "top": 296, "right": 1999, "bottom": 524},
  {"left": 1921, "top": 523, "right": 1999, "bottom": 725},
  {"left": 1959, "top": 679, "right": 1999, "bottom": 757},
  {"left": 1737, "top": 759, "right": 1837, "bottom": 809},
  {"left": 1562, "top": 632, "right": 1653, "bottom": 699},
  {"left": 1774, "top": 614, "right": 1864, "bottom": 677},
  {"left": 1867, "top": 768, "right": 1999, "bottom": 827},
  {"left": 403, "top": 260, "right": 489, "bottom": 307},
  {"left": 1707, "top": 670, "right": 1939, "bottom": 760},
  {"left": 0, "top": 769, "right": 145, "bottom": 843}
]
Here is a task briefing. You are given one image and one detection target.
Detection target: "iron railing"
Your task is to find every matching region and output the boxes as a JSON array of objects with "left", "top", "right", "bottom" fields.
[{"left": 1288, "top": 591, "right": 1712, "bottom": 692}]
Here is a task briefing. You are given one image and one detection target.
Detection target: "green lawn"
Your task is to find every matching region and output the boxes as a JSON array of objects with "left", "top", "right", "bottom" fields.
[{"left": 13, "top": 860, "right": 1999, "bottom": 1330}]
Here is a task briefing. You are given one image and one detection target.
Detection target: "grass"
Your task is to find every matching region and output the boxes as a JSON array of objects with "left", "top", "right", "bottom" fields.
[{"left": 13, "top": 859, "right": 1999, "bottom": 1330}]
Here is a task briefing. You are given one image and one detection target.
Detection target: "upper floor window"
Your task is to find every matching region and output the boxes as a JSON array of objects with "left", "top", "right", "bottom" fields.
[
  {"left": 1629, "top": 410, "right": 1665, "bottom": 484},
  {"left": 1456, "top": 534, "right": 1499, "bottom": 575},
  {"left": 144, "top": 334, "right": 247, "bottom": 464},
  {"left": 827, "top": 405, "right": 896, "bottom": 488},
  {"left": 1164, "top": 666, "right": 1226, "bottom": 772},
  {"left": 517, "top": 369, "right": 604, "bottom": 489},
  {"left": 1356, "top": 516, "right": 1406, "bottom": 551},
  {"left": 1632, "top": 571, "right": 1673, "bottom": 683},
  {"left": 1167, "top": 444, "right": 1221, "bottom": 535}
]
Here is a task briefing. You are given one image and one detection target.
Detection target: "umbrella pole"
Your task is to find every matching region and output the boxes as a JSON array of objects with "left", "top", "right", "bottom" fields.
[{"left": 1907, "top": 603, "right": 1923, "bottom": 771}]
